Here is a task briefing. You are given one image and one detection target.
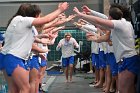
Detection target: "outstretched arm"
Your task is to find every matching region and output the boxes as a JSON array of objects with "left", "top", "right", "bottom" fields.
[
  {"left": 73, "top": 7, "right": 114, "bottom": 30},
  {"left": 32, "top": 43, "right": 48, "bottom": 53},
  {"left": 82, "top": 5, "right": 108, "bottom": 19},
  {"left": 32, "top": 2, "right": 69, "bottom": 26},
  {"left": 43, "top": 18, "right": 59, "bottom": 29}
]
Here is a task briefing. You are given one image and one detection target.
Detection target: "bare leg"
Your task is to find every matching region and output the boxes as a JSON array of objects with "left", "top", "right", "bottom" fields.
[
  {"left": 95, "top": 68, "right": 100, "bottom": 83},
  {"left": 94, "top": 68, "right": 105, "bottom": 88},
  {"left": 92, "top": 66, "right": 98, "bottom": 84},
  {"left": 12, "top": 65, "right": 30, "bottom": 93},
  {"left": 104, "top": 66, "right": 111, "bottom": 93},
  {"left": 64, "top": 67, "right": 69, "bottom": 82},
  {"left": 118, "top": 70, "right": 136, "bottom": 93},
  {"left": 38, "top": 66, "right": 47, "bottom": 92},
  {"left": 103, "top": 68, "right": 107, "bottom": 91},
  {"left": 29, "top": 68, "right": 39, "bottom": 93},
  {"left": 3, "top": 70, "right": 19, "bottom": 93},
  {"left": 69, "top": 64, "right": 73, "bottom": 82},
  {"left": 110, "top": 76, "right": 116, "bottom": 92}
]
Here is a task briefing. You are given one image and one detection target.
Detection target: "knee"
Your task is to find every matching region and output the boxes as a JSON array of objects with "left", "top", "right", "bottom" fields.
[
  {"left": 8, "top": 88, "right": 19, "bottom": 93},
  {"left": 24, "top": 84, "right": 30, "bottom": 92}
]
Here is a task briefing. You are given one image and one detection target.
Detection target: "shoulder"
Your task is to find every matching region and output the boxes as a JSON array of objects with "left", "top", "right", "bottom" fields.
[
  {"left": 71, "top": 37, "right": 76, "bottom": 40},
  {"left": 60, "top": 38, "right": 65, "bottom": 42}
]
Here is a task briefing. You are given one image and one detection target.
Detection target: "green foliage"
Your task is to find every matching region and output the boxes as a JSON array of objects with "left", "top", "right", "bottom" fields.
[
  {"left": 135, "top": 38, "right": 140, "bottom": 55},
  {"left": 135, "top": 38, "right": 140, "bottom": 49}
]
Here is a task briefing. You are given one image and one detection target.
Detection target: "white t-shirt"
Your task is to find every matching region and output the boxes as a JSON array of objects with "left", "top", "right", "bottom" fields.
[
  {"left": 91, "top": 41, "right": 99, "bottom": 54},
  {"left": 56, "top": 37, "right": 79, "bottom": 58},
  {"left": 38, "top": 43, "right": 48, "bottom": 58},
  {"left": 107, "top": 33, "right": 114, "bottom": 53},
  {"left": 103, "top": 42, "right": 108, "bottom": 54},
  {"left": 107, "top": 44, "right": 114, "bottom": 53},
  {"left": 111, "top": 18, "right": 137, "bottom": 62},
  {"left": 2, "top": 16, "right": 35, "bottom": 60},
  {"left": 99, "top": 42, "right": 105, "bottom": 52},
  {"left": 30, "top": 26, "right": 40, "bottom": 56}
]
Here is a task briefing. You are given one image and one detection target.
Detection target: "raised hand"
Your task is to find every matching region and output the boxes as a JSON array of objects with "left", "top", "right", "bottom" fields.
[
  {"left": 52, "top": 26, "right": 65, "bottom": 34},
  {"left": 73, "top": 7, "right": 81, "bottom": 15},
  {"left": 73, "top": 22, "right": 82, "bottom": 28},
  {"left": 39, "top": 53, "right": 47, "bottom": 60},
  {"left": 82, "top": 5, "right": 91, "bottom": 14},
  {"left": 58, "top": 2, "right": 69, "bottom": 12},
  {"left": 41, "top": 38, "right": 51, "bottom": 45},
  {"left": 66, "top": 14, "right": 77, "bottom": 22}
]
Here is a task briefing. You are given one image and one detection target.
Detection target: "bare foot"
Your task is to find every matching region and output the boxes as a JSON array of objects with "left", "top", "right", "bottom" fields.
[
  {"left": 65, "top": 80, "right": 69, "bottom": 83},
  {"left": 103, "top": 87, "right": 107, "bottom": 92},
  {"left": 93, "top": 82, "right": 103, "bottom": 88},
  {"left": 69, "top": 80, "right": 73, "bottom": 83},
  {"left": 104, "top": 88, "right": 111, "bottom": 93},
  {"left": 110, "top": 88, "right": 116, "bottom": 93},
  {"left": 70, "top": 79, "right": 73, "bottom": 83}
]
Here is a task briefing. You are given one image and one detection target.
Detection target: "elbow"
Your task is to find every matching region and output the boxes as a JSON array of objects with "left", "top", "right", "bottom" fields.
[{"left": 76, "top": 45, "right": 79, "bottom": 48}]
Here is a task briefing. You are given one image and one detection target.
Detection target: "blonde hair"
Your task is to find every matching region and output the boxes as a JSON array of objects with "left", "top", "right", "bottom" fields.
[{"left": 64, "top": 32, "right": 72, "bottom": 38}]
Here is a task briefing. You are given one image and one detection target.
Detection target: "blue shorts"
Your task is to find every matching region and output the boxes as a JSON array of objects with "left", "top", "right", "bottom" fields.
[
  {"left": 3, "top": 54, "right": 28, "bottom": 76},
  {"left": 0, "top": 53, "right": 5, "bottom": 70},
  {"left": 118, "top": 55, "right": 140, "bottom": 75},
  {"left": 108, "top": 53, "right": 118, "bottom": 76},
  {"left": 40, "top": 59, "right": 47, "bottom": 67},
  {"left": 105, "top": 53, "right": 109, "bottom": 65},
  {"left": 95, "top": 54, "right": 100, "bottom": 70},
  {"left": 99, "top": 50, "right": 106, "bottom": 68},
  {"left": 28, "top": 56, "right": 40, "bottom": 70},
  {"left": 92, "top": 53, "right": 100, "bottom": 70},
  {"left": 62, "top": 56, "right": 74, "bottom": 67},
  {"left": 91, "top": 53, "right": 96, "bottom": 66}
]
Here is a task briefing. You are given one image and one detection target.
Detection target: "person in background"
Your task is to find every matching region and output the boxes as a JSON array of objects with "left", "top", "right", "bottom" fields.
[{"left": 56, "top": 32, "right": 79, "bottom": 83}]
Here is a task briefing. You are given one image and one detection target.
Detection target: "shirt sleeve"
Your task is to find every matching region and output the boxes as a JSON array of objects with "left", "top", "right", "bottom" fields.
[
  {"left": 82, "top": 24, "right": 97, "bottom": 33},
  {"left": 72, "top": 38, "right": 79, "bottom": 48},
  {"left": 111, "top": 20, "right": 123, "bottom": 31},
  {"left": 23, "top": 17, "right": 35, "bottom": 27},
  {"left": 90, "top": 10, "right": 108, "bottom": 19},
  {"left": 81, "top": 24, "right": 98, "bottom": 36},
  {"left": 56, "top": 39, "right": 62, "bottom": 51}
]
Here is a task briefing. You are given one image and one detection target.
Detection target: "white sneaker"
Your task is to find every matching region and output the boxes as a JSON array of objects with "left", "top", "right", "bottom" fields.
[
  {"left": 87, "top": 70, "right": 93, "bottom": 74},
  {"left": 89, "top": 84, "right": 95, "bottom": 87}
]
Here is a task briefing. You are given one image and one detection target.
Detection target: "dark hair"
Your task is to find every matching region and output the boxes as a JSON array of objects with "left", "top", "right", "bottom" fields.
[
  {"left": 27, "top": 4, "right": 41, "bottom": 18},
  {"left": 109, "top": 7, "right": 123, "bottom": 20},
  {"left": 7, "top": 3, "right": 41, "bottom": 27},
  {"left": 110, "top": 4, "right": 131, "bottom": 21}
]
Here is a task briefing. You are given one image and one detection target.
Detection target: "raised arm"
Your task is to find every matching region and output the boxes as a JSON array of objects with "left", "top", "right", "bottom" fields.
[
  {"left": 82, "top": 5, "right": 108, "bottom": 19},
  {"left": 32, "top": 2, "right": 69, "bottom": 26},
  {"left": 52, "top": 14, "right": 76, "bottom": 26},
  {"left": 42, "top": 27, "right": 55, "bottom": 34},
  {"left": 32, "top": 43, "right": 48, "bottom": 53},
  {"left": 43, "top": 18, "right": 59, "bottom": 29},
  {"left": 95, "top": 29, "right": 111, "bottom": 43},
  {"left": 73, "top": 7, "right": 114, "bottom": 30},
  {"left": 51, "top": 26, "right": 65, "bottom": 33},
  {"left": 73, "top": 22, "right": 98, "bottom": 36},
  {"left": 34, "top": 37, "right": 50, "bottom": 45}
]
